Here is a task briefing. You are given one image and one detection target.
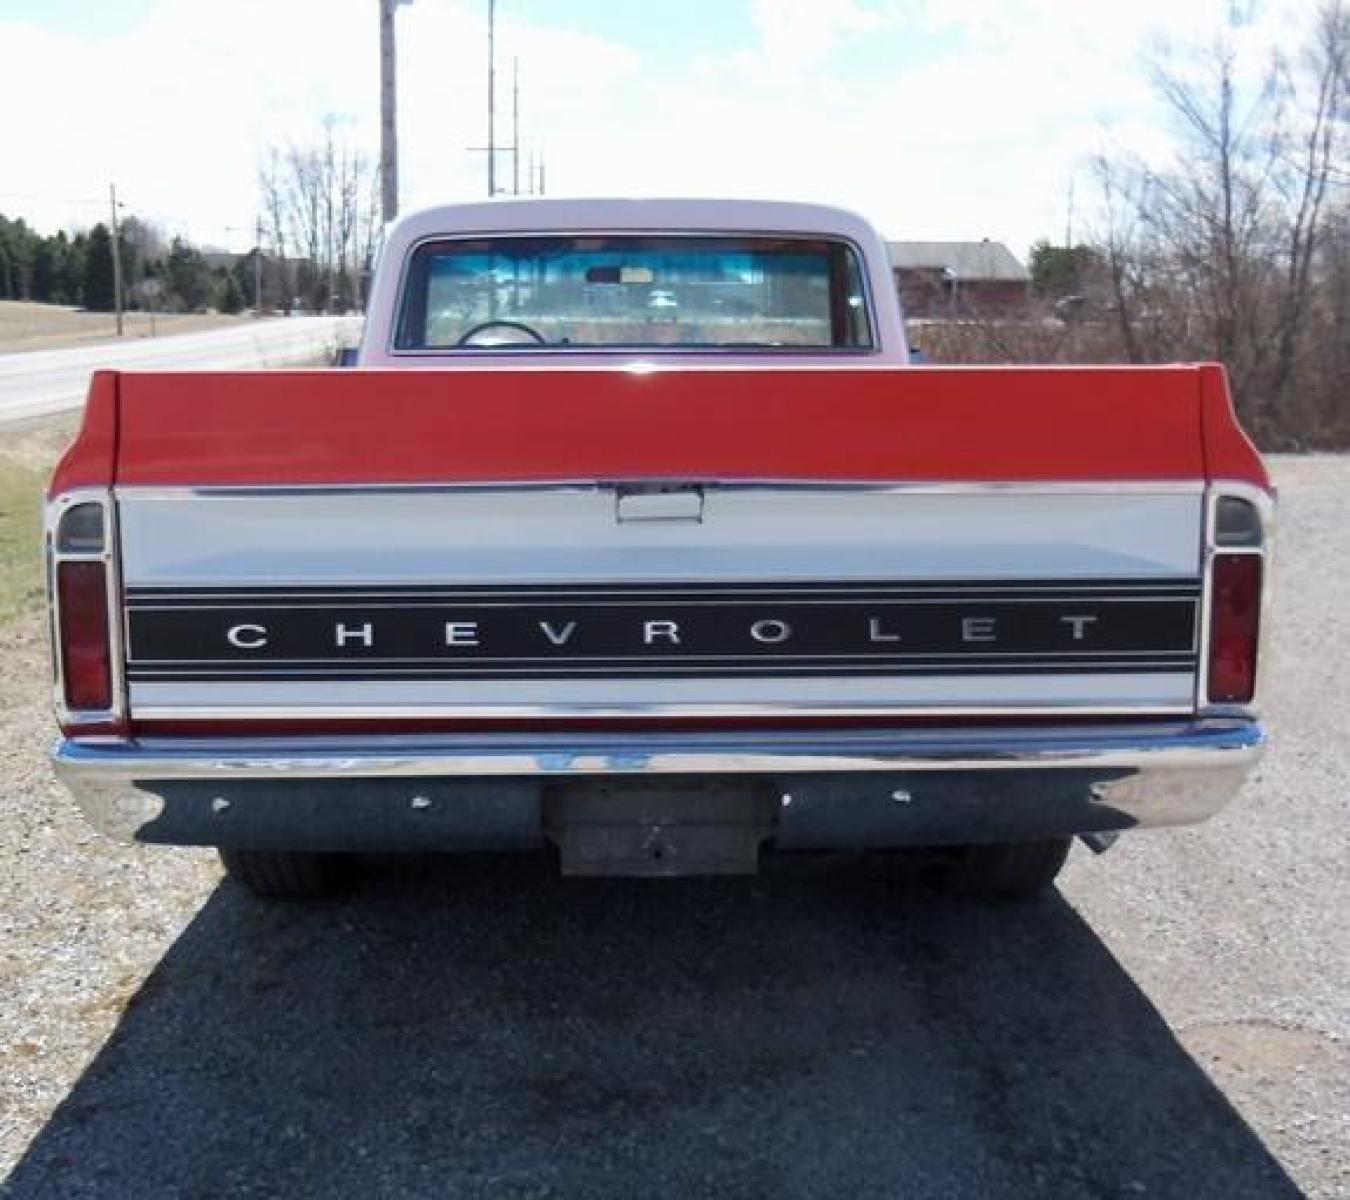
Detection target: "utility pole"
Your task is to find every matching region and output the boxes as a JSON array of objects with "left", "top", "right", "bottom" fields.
[
  {"left": 538, "top": 153, "right": 546, "bottom": 196},
  {"left": 108, "top": 183, "right": 124, "bottom": 337},
  {"left": 487, "top": 0, "right": 497, "bottom": 196},
  {"left": 512, "top": 57, "right": 520, "bottom": 196},
  {"left": 254, "top": 216, "right": 264, "bottom": 313},
  {"left": 380, "top": 0, "right": 412, "bottom": 223},
  {"left": 468, "top": 3, "right": 536, "bottom": 196}
]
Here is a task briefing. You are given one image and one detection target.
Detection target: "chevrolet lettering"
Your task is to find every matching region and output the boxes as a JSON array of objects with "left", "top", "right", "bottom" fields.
[
  {"left": 130, "top": 581, "right": 1197, "bottom": 681},
  {"left": 46, "top": 198, "right": 1272, "bottom": 900}
]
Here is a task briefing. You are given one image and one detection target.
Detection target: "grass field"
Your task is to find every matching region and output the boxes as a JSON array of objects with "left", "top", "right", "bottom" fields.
[
  {"left": 0, "top": 300, "right": 248, "bottom": 354},
  {"left": 0, "top": 419, "right": 73, "bottom": 626}
]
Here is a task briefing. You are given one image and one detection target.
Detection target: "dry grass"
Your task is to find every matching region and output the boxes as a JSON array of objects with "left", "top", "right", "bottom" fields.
[
  {"left": 0, "top": 417, "right": 75, "bottom": 625},
  {"left": 0, "top": 300, "right": 249, "bottom": 354}
]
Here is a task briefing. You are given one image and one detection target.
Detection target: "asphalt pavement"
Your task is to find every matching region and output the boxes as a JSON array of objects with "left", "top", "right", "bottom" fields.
[{"left": 0, "top": 316, "right": 361, "bottom": 423}]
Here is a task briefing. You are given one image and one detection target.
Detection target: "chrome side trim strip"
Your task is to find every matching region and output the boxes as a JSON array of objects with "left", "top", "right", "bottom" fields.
[
  {"left": 112, "top": 480, "right": 1209, "bottom": 500},
  {"left": 128, "top": 701, "right": 1197, "bottom": 721}
]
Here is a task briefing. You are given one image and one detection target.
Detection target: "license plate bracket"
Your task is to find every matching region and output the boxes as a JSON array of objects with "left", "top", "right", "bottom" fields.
[{"left": 543, "top": 779, "right": 777, "bottom": 877}]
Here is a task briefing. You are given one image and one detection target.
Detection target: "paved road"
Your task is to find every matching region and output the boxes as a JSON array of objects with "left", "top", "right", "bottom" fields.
[
  {"left": 0, "top": 457, "right": 1345, "bottom": 1198},
  {"left": 0, "top": 316, "right": 361, "bottom": 423}
]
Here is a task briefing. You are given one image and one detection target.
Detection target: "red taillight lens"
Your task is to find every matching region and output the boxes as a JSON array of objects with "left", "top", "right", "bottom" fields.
[
  {"left": 1207, "top": 554, "right": 1262, "bottom": 704},
  {"left": 57, "top": 561, "right": 113, "bottom": 711}
]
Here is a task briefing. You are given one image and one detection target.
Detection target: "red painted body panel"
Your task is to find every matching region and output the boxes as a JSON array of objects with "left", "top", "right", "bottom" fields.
[
  {"left": 87, "top": 364, "right": 1262, "bottom": 487},
  {"left": 48, "top": 371, "right": 118, "bottom": 496},
  {"left": 1198, "top": 364, "right": 1270, "bottom": 488}
]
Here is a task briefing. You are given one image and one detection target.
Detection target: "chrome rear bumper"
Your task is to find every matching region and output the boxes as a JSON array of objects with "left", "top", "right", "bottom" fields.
[{"left": 54, "top": 719, "right": 1265, "bottom": 851}]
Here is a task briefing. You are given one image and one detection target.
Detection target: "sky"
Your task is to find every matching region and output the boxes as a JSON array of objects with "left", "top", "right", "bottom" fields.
[{"left": 0, "top": 0, "right": 1323, "bottom": 256}]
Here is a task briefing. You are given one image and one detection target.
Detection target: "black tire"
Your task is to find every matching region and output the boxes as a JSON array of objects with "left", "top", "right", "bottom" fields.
[
  {"left": 218, "top": 848, "right": 355, "bottom": 899},
  {"left": 945, "top": 837, "right": 1072, "bottom": 899}
]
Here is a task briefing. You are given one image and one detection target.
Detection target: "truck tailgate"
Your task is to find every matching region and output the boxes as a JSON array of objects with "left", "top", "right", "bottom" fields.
[{"left": 60, "top": 365, "right": 1265, "bottom": 726}]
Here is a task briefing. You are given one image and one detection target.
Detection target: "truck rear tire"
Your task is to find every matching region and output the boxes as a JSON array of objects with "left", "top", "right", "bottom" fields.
[
  {"left": 946, "top": 837, "right": 1072, "bottom": 899},
  {"left": 218, "top": 848, "right": 355, "bottom": 899}
]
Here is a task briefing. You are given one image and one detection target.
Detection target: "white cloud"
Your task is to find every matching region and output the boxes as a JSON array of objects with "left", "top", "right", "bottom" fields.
[
  {"left": 0, "top": 0, "right": 1331, "bottom": 258},
  {"left": 748, "top": 0, "right": 896, "bottom": 69}
]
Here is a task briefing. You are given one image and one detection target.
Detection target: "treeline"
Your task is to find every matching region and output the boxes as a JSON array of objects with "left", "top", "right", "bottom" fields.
[
  {"left": 929, "top": 1, "right": 1350, "bottom": 450},
  {"left": 0, "top": 214, "right": 252, "bottom": 315},
  {"left": 0, "top": 116, "right": 383, "bottom": 319}
]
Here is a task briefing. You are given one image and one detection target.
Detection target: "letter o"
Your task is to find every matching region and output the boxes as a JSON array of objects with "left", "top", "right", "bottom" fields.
[{"left": 750, "top": 619, "right": 792, "bottom": 644}]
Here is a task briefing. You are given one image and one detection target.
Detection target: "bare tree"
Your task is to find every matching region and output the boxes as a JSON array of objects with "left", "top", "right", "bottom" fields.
[
  {"left": 259, "top": 119, "right": 382, "bottom": 314},
  {"left": 260, "top": 147, "right": 293, "bottom": 313},
  {"left": 1089, "top": 154, "right": 1156, "bottom": 363},
  {"left": 1268, "top": 3, "right": 1349, "bottom": 413},
  {"left": 917, "top": 5, "right": 1348, "bottom": 447},
  {"left": 1080, "top": 2, "right": 1348, "bottom": 445},
  {"left": 1308, "top": 205, "right": 1350, "bottom": 444}
]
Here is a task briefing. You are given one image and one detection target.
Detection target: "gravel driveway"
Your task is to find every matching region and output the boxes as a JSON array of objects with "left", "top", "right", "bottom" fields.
[{"left": 1, "top": 456, "right": 1346, "bottom": 1199}]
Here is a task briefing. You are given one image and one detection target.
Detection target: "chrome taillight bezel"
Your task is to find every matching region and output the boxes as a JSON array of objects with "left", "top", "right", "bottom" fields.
[
  {"left": 1196, "top": 480, "right": 1274, "bottom": 718},
  {"left": 46, "top": 488, "right": 127, "bottom": 736}
]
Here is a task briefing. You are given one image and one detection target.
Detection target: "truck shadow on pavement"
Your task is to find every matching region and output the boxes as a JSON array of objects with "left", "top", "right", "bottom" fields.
[{"left": 4, "top": 853, "right": 1304, "bottom": 1200}]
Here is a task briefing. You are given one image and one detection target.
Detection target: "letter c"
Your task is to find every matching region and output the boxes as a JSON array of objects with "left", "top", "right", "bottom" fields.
[{"left": 227, "top": 623, "right": 268, "bottom": 650}]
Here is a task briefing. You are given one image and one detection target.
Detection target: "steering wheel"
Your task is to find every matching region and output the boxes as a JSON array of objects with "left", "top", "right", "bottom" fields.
[{"left": 456, "top": 319, "right": 547, "bottom": 347}]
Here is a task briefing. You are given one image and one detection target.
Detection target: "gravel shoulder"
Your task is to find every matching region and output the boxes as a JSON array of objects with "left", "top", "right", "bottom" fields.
[{"left": 0, "top": 454, "right": 1346, "bottom": 1199}]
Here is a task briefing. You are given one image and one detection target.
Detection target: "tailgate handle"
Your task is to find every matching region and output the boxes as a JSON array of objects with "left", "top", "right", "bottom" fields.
[{"left": 615, "top": 485, "right": 705, "bottom": 524}]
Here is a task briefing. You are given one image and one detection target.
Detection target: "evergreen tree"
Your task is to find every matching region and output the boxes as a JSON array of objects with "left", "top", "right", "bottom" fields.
[
  {"left": 0, "top": 215, "right": 38, "bottom": 300},
  {"left": 215, "top": 271, "right": 246, "bottom": 314},
  {"left": 1028, "top": 241, "right": 1101, "bottom": 299},
  {"left": 60, "top": 233, "right": 86, "bottom": 308},
  {"left": 32, "top": 238, "right": 57, "bottom": 303},
  {"left": 83, "top": 223, "right": 117, "bottom": 311},
  {"left": 231, "top": 250, "right": 262, "bottom": 311},
  {"left": 165, "top": 236, "right": 212, "bottom": 311}
]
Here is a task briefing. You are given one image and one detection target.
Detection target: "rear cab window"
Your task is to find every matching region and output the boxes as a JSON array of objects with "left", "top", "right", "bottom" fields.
[{"left": 394, "top": 234, "right": 875, "bottom": 353}]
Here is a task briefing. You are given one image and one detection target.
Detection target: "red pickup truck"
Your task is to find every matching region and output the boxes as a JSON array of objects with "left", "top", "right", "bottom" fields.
[{"left": 47, "top": 199, "right": 1270, "bottom": 899}]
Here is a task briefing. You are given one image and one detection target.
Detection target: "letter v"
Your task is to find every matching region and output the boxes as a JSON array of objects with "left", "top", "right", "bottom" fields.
[{"left": 539, "top": 620, "right": 578, "bottom": 646}]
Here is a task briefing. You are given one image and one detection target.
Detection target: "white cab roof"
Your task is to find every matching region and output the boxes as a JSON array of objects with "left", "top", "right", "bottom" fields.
[{"left": 385, "top": 197, "right": 886, "bottom": 244}]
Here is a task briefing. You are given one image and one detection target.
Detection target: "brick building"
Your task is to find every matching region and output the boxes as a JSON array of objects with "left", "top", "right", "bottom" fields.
[{"left": 887, "top": 240, "right": 1030, "bottom": 318}]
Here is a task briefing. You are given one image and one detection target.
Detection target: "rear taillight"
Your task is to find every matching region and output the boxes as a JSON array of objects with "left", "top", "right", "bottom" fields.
[
  {"left": 57, "top": 561, "right": 113, "bottom": 710},
  {"left": 49, "top": 496, "right": 122, "bottom": 732},
  {"left": 1207, "top": 553, "right": 1262, "bottom": 704}
]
